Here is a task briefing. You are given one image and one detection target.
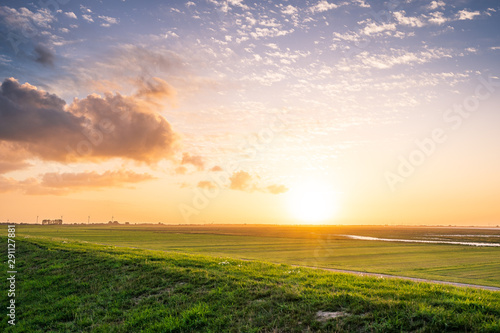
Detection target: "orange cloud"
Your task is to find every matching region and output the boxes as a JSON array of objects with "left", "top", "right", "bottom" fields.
[
  {"left": 197, "top": 181, "right": 217, "bottom": 190},
  {"left": 228, "top": 170, "right": 288, "bottom": 194},
  {"left": 267, "top": 184, "right": 288, "bottom": 194},
  {"left": 0, "top": 142, "right": 31, "bottom": 174},
  {"left": 181, "top": 152, "right": 205, "bottom": 171},
  {"left": 0, "top": 170, "right": 155, "bottom": 195},
  {"left": 175, "top": 166, "right": 187, "bottom": 174},
  {"left": 229, "top": 170, "right": 254, "bottom": 191}
]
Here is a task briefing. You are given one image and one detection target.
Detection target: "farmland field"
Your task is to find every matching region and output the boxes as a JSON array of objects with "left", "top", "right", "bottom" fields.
[
  {"left": 1, "top": 236, "right": 499, "bottom": 332},
  {"left": 15, "top": 224, "right": 500, "bottom": 288}
]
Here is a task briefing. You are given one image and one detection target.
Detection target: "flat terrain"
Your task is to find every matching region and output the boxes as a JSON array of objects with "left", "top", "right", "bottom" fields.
[
  {"left": 15, "top": 224, "right": 500, "bottom": 288},
  {"left": 1, "top": 236, "right": 499, "bottom": 332}
]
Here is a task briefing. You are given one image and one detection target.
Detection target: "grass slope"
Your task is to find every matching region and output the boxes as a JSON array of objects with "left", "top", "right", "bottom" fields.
[{"left": 1, "top": 237, "right": 499, "bottom": 332}]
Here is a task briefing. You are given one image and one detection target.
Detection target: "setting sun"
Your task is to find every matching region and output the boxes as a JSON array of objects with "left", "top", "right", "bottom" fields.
[{"left": 288, "top": 180, "right": 339, "bottom": 223}]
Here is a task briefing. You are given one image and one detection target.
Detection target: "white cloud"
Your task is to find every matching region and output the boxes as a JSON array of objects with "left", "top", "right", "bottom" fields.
[
  {"left": 490, "top": 46, "right": 500, "bottom": 50},
  {"left": 80, "top": 5, "right": 92, "bottom": 13},
  {"left": 393, "top": 11, "right": 425, "bottom": 27},
  {"left": 352, "top": 0, "right": 370, "bottom": 8},
  {"left": 456, "top": 9, "right": 481, "bottom": 20},
  {"left": 427, "top": 1, "right": 445, "bottom": 10},
  {"left": 98, "top": 15, "right": 119, "bottom": 25},
  {"left": 427, "top": 11, "right": 448, "bottom": 25},
  {"left": 0, "top": 6, "right": 55, "bottom": 30},
  {"left": 362, "top": 21, "right": 397, "bottom": 35},
  {"left": 164, "top": 31, "right": 179, "bottom": 38},
  {"left": 186, "top": 1, "right": 196, "bottom": 7},
  {"left": 250, "top": 27, "right": 294, "bottom": 39},
  {"left": 282, "top": 5, "right": 298, "bottom": 15},
  {"left": 82, "top": 14, "right": 93, "bottom": 23},
  {"left": 352, "top": 48, "right": 452, "bottom": 70},
  {"left": 332, "top": 31, "right": 361, "bottom": 42},
  {"left": 228, "top": 0, "right": 249, "bottom": 10},
  {"left": 310, "top": 1, "right": 338, "bottom": 13},
  {"left": 64, "top": 12, "right": 77, "bottom": 19}
]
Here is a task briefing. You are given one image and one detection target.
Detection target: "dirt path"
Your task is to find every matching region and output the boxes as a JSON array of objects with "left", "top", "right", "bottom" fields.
[{"left": 293, "top": 265, "right": 500, "bottom": 292}]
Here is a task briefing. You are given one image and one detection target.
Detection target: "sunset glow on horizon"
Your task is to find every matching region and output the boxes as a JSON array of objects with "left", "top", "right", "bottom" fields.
[{"left": 0, "top": 0, "right": 499, "bottom": 226}]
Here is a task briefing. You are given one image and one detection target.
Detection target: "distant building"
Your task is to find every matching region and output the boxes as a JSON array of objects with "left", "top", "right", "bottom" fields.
[
  {"left": 108, "top": 221, "right": 119, "bottom": 224},
  {"left": 42, "top": 219, "right": 63, "bottom": 225}
]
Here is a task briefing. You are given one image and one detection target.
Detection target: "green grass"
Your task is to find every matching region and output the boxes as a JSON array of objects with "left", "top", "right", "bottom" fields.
[
  {"left": 15, "top": 224, "right": 500, "bottom": 287},
  {"left": 1, "top": 236, "right": 499, "bottom": 332}
]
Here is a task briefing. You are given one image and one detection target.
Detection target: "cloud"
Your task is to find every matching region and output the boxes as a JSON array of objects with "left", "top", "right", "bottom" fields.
[
  {"left": 228, "top": 170, "right": 288, "bottom": 194},
  {"left": 427, "top": 1, "right": 445, "bottom": 10},
  {"left": 354, "top": 48, "right": 451, "bottom": 69},
  {"left": 309, "top": 1, "right": 337, "bottom": 13},
  {"left": 393, "top": 11, "right": 425, "bottom": 27},
  {"left": 134, "top": 77, "right": 177, "bottom": 105},
  {"left": 1, "top": 169, "right": 155, "bottom": 195},
  {"left": 456, "top": 9, "right": 481, "bottom": 20},
  {"left": 175, "top": 166, "right": 187, "bottom": 175},
  {"left": 0, "top": 6, "right": 54, "bottom": 30},
  {"left": 281, "top": 5, "right": 298, "bottom": 15},
  {"left": 0, "top": 176, "right": 16, "bottom": 193},
  {"left": 197, "top": 180, "right": 216, "bottom": 190},
  {"left": 0, "top": 77, "right": 178, "bottom": 164},
  {"left": 362, "top": 21, "right": 397, "bottom": 35},
  {"left": 181, "top": 153, "right": 204, "bottom": 171},
  {"left": 82, "top": 14, "right": 93, "bottom": 23},
  {"left": 0, "top": 142, "right": 31, "bottom": 174},
  {"left": 228, "top": 0, "right": 249, "bottom": 10},
  {"left": 427, "top": 11, "right": 448, "bottom": 25},
  {"left": 64, "top": 12, "right": 77, "bottom": 19},
  {"left": 210, "top": 165, "right": 223, "bottom": 172},
  {"left": 40, "top": 170, "right": 154, "bottom": 188},
  {"left": 229, "top": 170, "right": 254, "bottom": 191},
  {"left": 267, "top": 184, "right": 288, "bottom": 194},
  {"left": 34, "top": 44, "right": 55, "bottom": 66},
  {"left": 250, "top": 27, "right": 294, "bottom": 39},
  {"left": 98, "top": 15, "right": 119, "bottom": 27}
]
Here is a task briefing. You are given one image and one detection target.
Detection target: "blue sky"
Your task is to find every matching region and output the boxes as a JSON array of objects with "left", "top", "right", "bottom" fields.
[{"left": 0, "top": 0, "right": 499, "bottom": 224}]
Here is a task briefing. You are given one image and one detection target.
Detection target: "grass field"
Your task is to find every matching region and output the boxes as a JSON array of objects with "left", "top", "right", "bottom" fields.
[
  {"left": 14, "top": 224, "right": 500, "bottom": 288},
  {"left": 1, "top": 236, "right": 499, "bottom": 332}
]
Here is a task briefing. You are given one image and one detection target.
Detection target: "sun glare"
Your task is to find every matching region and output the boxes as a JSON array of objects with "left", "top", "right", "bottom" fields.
[{"left": 288, "top": 179, "right": 339, "bottom": 224}]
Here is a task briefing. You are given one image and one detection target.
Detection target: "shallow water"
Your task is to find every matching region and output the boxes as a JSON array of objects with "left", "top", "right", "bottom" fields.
[{"left": 340, "top": 235, "right": 500, "bottom": 247}]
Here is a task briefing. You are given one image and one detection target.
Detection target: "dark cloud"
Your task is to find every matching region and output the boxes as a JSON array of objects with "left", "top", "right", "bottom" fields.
[
  {"left": 181, "top": 152, "right": 204, "bottom": 171},
  {"left": 0, "top": 77, "right": 178, "bottom": 164},
  {"left": 34, "top": 44, "right": 54, "bottom": 66}
]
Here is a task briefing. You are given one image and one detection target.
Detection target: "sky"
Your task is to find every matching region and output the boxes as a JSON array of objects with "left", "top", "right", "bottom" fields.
[{"left": 0, "top": 0, "right": 499, "bottom": 225}]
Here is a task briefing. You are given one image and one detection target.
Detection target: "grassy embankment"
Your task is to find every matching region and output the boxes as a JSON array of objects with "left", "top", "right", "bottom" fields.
[
  {"left": 1, "top": 236, "right": 499, "bottom": 332},
  {"left": 16, "top": 224, "right": 500, "bottom": 288}
]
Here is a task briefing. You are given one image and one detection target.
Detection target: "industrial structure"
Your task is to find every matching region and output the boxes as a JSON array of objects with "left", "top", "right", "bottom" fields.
[{"left": 42, "top": 219, "right": 63, "bottom": 225}]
